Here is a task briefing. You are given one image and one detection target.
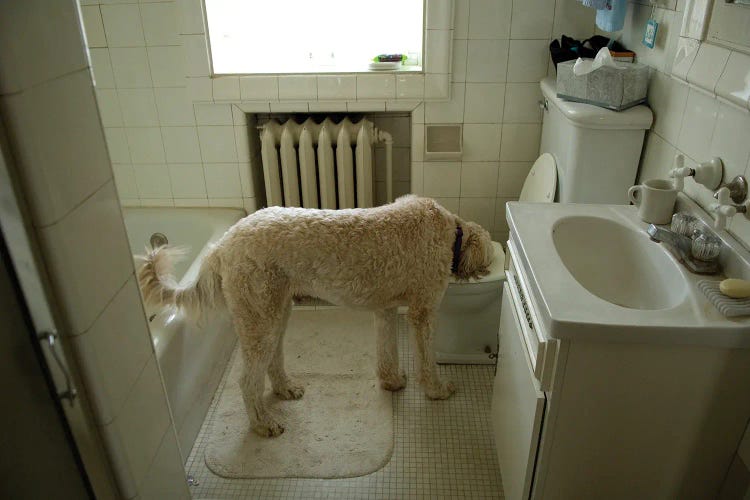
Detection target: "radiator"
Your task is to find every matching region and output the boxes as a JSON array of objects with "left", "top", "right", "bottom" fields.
[{"left": 259, "top": 117, "right": 393, "bottom": 209}]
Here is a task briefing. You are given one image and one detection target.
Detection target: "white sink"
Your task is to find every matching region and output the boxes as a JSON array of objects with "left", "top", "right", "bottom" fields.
[
  {"left": 552, "top": 216, "right": 686, "bottom": 310},
  {"left": 506, "top": 194, "right": 750, "bottom": 347}
]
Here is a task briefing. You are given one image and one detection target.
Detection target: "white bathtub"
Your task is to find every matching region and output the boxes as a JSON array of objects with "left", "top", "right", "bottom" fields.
[{"left": 122, "top": 207, "right": 244, "bottom": 460}]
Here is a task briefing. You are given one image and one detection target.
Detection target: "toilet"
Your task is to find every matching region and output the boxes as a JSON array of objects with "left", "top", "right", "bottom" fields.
[{"left": 434, "top": 77, "right": 653, "bottom": 364}]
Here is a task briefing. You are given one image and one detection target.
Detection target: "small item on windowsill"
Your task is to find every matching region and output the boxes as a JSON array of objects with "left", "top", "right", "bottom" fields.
[
  {"left": 369, "top": 54, "right": 405, "bottom": 71},
  {"left": 719, "top": 279, "right": 750, "bottom": 299}
]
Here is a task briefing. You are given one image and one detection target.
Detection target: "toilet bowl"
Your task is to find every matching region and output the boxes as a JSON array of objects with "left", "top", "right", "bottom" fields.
[
  {"left": 435, "top": 154, "right": 557, "bottom": 364},
  {"left": 434, "top": 77, "right": 653, "bottom": 364}
]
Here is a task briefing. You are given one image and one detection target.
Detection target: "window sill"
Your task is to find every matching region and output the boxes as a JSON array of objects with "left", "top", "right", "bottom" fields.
[{"left": 212, "top": 66, "right": 422, "bottom": 77}]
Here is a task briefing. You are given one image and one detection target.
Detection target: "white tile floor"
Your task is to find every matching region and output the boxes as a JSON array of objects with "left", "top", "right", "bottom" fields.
[{"left": 186, "top": 311, "right": 504, "bottom": 499}]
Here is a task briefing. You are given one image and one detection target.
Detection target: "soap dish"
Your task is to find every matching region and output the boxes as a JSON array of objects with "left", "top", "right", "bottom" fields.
[{"left": 698, "top": 280, "right": 750, "bottom": 317}]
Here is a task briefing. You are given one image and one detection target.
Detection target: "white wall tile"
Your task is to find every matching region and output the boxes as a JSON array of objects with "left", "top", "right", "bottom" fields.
[
  {"left": 461, "top": 162, "right": 499, "bottom": 197},
  {"left": 81, "top": 6, "right": 107, "bottom": 48},
  {"left": 466, "top": 40, "right": 509, "bottom": 83},
  {"left": 357, "top": 75, "right": 396, "bottom": 99},
  {"left": 240, "top": 76, "right": 279, "bottom": 100},
  {"left": 140, "top": 2, "right": 180, "bottom": 46},
  {"left": 426, "top": 0, "right": 454, "bottom": 29},
  {"left": 672, "top": 37, "right": 700, "bottom": 81},
  {"left": 2, "top": 69, "right": 112, "bottom": 227},
  {"left": 686, "top": 43, "right": 731, "bottom": 93},
  {"left": 71, "top": 277, "right": 152, "bottom": 424},
  {"left": 318, "top": 75, "right": 357, "bottom": 100},
  {"left": 154, "top": 87, "right": 195, "bottom": 126},
  {"left": 639, "top": 132, "right": 677, "bottom": 182},
  {"left": 90, "top": 48, "right": 116, "bottom": 89},
  {"left": 168, "top": 164, "right": 207, "bottom": 198},
  {"left": 511, "top": 0, "right": 555, "bottom": 39},
  {"left": 271, "top": 101, "right": 310, "bottom": 112},
  {"left": 459, "top": 196, "right": 495, "bottom": 231},
  {"left": 161, "top": 126, "right": 202, "bottom": 163},
  {"left": 187, "top": 76, "right": 213, "bottom": 101},
  {"left": 412, "top": 123, "right": 425, "bottom": 161},
  {"left": 179, "top": 0, "right": 205, "bottom": 34},
  {"left": 500, "top": 123, "right": 541, "bottom": 161},
  {"left": 434, "top": 197, "right": 461, "bottom": 213},
  {"left": 425, "top": 83, "right": 465, "bottom": 123},
  {"left": 114, "top": 357, "right": 173, "bottom": 492},
  {"left": 204, "top": 163, "right": 243, "bottom": 198},
  {"left": 96, "top": 89, "right": 124, "bottom": 128},
  {"left": 506, "top": 40, "right": 549, "bottom": 83},
  {"left": 454, "top": 0, "right": 470, "bottom": 39},
  {"left": 0, "top": 0, "right": 89, "bottom": 93},
  {"left": 494, "top": 197, "right": 516, "bottom": 232},
  {"left": 468, "top": 0, "right": 511, "bottom": 39},
  {"left": 118, "top": 88, "right": 159, "bottom": 127},
  {"left": 213, "top": 76, "right": 240, "bottom": 100},
  {"left": 424, "top": 73, "right": 450, "bottom": 98},
  {"left": 232, "top": 105, "right": 247, "bottom": 125},
  {"left": 133, "top": 164, "right": 173, "bottom": 198},
  {"left": 235, "top": 126, "right": 251, "bottom": 162},
  {"left": 464, "top": 83, "right": 505, "bottom": 123},
  {"left": 503, "top": 83, "right": 543, "bottom": 123},
  {"left": 716, "top": 52, "right": 750, "bottom": 110},
  {"left": 110, "top": 48, "right": 153, "bottom": 88},
  {"left": 105, "top": 128, "right": 132, "bottom": 164},
  {"left": 424, "top": 162, "right": 462, "bottom": 197},
  {"left": 452, "top": 39, "right": 468, "bottom": 82},
  {"left": 238, "top": 162, "right": 255, "bottom": 198},
  {"left": 462, "top": 124, "right": 502, "bottom": 161},
  {"left": 37, "top": 182, "right": 133, "bottom": 334},
  {"left": 100, "top": 4, "right": 145, "bottom": 47},
  {"left": 411, "top": 161, "right": 424, "bottom": 194},
  {"left": 126, "top": 127, "right": 166, "bottom": 163},
  {"left": 112, "top": 163, "right": 138, "bottom": 199},
  {"left": 278, "top": 76, "right": 318, "bottom": 100},
  {"left": 194, "top": 103, "right": 233, "bottom": 125},
  {"left": 198, "top": 126, "right": 237, "bottom": 162},
  {"left": 709, "top": 103, "right": 750, "bottom": 180},
  {"left": 424, "top": 30, "right": 451, "bottom": 74},
  {"left": 648, "top": 72, "right": 689, "bottom": 144},
  {"left": 309, "top": 101, "right": 348, "bottom": 112},
  {"left": 497, "top": 161, "right": 533, "bottom": 196},
  {"left": 148, "top": 46, "right": 185, "bottom": 87},
  {"left": 183, "top": 33, "right": 210, "bottom": 76},
  {"left": 676, "top": 87, "right": 718, "bottom": 163}
]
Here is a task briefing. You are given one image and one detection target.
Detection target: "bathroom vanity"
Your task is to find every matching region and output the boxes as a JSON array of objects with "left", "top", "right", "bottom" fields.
[{"left": 492, "top": 196, "right": 750, "bottom": 499}]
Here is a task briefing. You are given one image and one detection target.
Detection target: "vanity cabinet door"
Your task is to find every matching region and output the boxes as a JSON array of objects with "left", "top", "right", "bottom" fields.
[{"left": 492, "top": 285, "right": 546, "bottom": 500}]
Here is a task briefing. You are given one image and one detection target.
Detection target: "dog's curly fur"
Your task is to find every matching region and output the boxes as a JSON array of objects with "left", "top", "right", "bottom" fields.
[{"left": 138, "top": 195, "right": 493, "bottom": 437}]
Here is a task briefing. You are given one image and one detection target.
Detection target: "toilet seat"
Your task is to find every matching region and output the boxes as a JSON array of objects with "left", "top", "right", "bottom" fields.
[
  {"left": 449, "top": 242, "right": 506, "bottom": 284},
  {"left": 520, "top": 153, "right": 557, "bottom": 203}
]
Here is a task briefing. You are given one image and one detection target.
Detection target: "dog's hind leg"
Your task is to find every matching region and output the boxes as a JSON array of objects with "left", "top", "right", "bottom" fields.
[
  {"left": 408, "top": 305, "right": 455, "bottom": 400},
  {"left": 374, "top": 308, "right": 406, "bottom": 391},
  {"left": 268, "top": 300, "right": 305, "bottom": 400}
]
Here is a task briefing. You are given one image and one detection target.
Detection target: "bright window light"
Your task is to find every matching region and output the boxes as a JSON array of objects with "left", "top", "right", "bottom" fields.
[{"left": 205, "top": 0, "right": 424, "bottom": 74}]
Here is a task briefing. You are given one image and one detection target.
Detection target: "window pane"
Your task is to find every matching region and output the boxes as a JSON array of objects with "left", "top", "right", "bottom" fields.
[{"left": 205, "top": 0, "right": 424, "bottom": 74}]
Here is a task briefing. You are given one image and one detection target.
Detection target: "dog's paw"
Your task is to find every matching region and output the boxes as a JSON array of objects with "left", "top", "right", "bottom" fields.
[
  {"left": 274, "top": 384, "right": 305, "bottom": 400},
  {"left": 252, "top": 420, "right": 285, "bottom": 437},
  {"left": 425, "top": 380, "right": 456, "bottom": 400},
  {"left": 380, "top": 370, "right": 407, "bottom": 391}
]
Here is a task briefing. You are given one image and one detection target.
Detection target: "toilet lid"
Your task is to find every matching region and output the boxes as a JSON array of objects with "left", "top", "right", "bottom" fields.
[
  {"left": 519, "top": 153, "right": 557, "bottom": 203},
  {"left": 449, "top": 241, "right": 506, "bottom": 284}
]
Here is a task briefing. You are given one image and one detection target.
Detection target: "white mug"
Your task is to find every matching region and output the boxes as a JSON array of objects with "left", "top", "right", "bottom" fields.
[{"left": 628, "top": 179, "right": 677, "bottom": 225}]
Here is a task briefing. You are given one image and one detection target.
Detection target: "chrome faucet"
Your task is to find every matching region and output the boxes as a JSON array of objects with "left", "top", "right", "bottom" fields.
[{"left": 646, "top": 218, "right": 722, "bottom": 275}]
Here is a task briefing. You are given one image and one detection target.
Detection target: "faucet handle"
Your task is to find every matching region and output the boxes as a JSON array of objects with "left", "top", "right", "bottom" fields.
[
  {"left": 669, "top": 154, "right": 691, "bottom": 191},
  {"left": 711, "top": 187, "right": 737, "bottom": 230}
]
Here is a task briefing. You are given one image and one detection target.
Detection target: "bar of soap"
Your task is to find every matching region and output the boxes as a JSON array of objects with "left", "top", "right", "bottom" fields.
[{"left": 719, "top": 279, "right": 750, "bottom": 299}]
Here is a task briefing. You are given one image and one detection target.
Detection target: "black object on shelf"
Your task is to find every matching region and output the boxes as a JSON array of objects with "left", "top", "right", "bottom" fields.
[{"left": 549, "top": 35, "right": 629, "bottom": 70}]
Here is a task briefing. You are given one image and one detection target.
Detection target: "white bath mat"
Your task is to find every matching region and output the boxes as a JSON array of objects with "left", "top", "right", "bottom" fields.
[{"left": 204, "top": 309, "right": 394, "bottom": 479}]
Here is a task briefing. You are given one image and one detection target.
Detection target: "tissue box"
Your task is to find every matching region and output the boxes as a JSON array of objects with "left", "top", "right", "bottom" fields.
[{"left": 556, "top": 60, "right": 649, "bottom": 111}]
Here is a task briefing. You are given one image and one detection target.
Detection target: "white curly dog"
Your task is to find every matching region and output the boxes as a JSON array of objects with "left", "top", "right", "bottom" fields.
[{"left": 138, "top": 195, "right": 493, "bottom": 437}]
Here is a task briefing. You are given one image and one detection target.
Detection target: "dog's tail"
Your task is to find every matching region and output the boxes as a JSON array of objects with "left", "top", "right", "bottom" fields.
[{"left": 136, "top": 245, "right": 224, "bottom": 319}]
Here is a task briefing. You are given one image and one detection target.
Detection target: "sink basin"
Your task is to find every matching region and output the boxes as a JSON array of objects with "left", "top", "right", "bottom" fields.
[{"left": 552, "top": 216, "right": 686, "bottom": 310}]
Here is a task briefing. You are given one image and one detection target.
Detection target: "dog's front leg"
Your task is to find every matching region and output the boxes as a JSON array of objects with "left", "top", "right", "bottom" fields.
[
  {"left": 374, "top": 308, "right": 406, "bottom": 391},
  {"left": 408, "top": 306, "right": 455, "bottom": 400}
]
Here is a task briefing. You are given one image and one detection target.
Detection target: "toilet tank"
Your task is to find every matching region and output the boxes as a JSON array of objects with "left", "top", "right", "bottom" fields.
[{"left": 539, "top": 77, "right": 653, "bottom": 204}]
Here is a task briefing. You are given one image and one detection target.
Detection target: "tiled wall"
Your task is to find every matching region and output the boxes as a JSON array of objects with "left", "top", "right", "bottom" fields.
[
  {"left": 0, "top": 1, "right": 188, "bottom": 499},
  {"left": 624, "top": 1, "right": 750, "bottom": 248},
  {"left": 80, "top": 0, "right": 596, "bottom": 242}
]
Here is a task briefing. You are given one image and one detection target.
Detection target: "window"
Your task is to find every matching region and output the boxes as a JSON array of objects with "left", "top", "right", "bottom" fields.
[{"left": 205, "top": 0, "right": 424, "bottom": 74}]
